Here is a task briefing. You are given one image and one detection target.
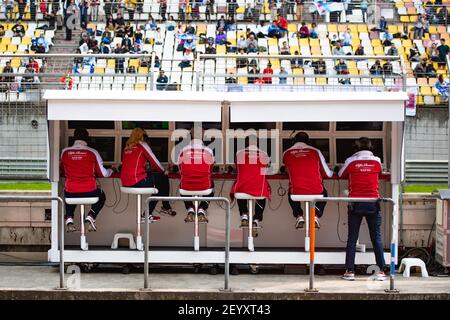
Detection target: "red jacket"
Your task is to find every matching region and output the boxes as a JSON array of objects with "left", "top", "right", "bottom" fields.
[
  {"left": 230, "top": 146, "right": 271, "bottom": 199},
  {"left": 263, "top": 68, "right": 273, "bottom": 84},
  {"left": 120, "top": 141, "right": 164, "bottom": 187},
  {"left": 276, "top": 17, "right": 288, "bottom": 30},
  {"left": 282, "top": 142, "right": 333, "bottom": 195},
  {"left": 178, "top": 139, "right": 214, "bottom": 191},
  {"left": 60, "top": 140, "right": 113, "bottom": 193},
  {"left": 338, "top": 150, "right": 382, "bottom": 198}
]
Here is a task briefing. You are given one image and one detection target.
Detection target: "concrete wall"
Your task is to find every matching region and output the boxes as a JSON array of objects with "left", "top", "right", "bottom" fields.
[{"left": 405, "top": 107, "right": 449, "bottom": 161}]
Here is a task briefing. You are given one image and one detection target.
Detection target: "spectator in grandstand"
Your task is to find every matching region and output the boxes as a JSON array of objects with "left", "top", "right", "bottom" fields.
[
  {"left": 437, "top": 38, "right": 449, "bottom": 67},
  {"left": 17, "top": 0, "right": 26, "bottom": 20},
  {"left": 280, "top": 41, "right": 290, "bottom": 55},
  {"left": 354, "top": 44, "right": 364, "bottom": 56},
  {"left": 382, "top": 30, "right": 393, "bottom": 47},
  {"left": 269, "top": 1, "right": 277, "bottom": 21},
  {"left": 61, "top": 128, "right": 115, "bottom": 233},
  {"left": 414, "top": 58, "right": 436, "bottom": 78},
  {"left": 100, "top": 41, "right": 111, "bottom": 54},
  {"left": 298, "top": 22, "right": 309, "bottom": 38},
  {"left": 134, "top": 26, "right": 143, "bottom": 43},
  {"left": 382, "top": 60, "right": 393, "bottom": 76},
  {"left": 414, "top": 14, "right": 425, "bottom": 39},
  {"left": 43, "top": 10, "right": 57, "bottom": 30},
  {"left": 279, "top": 67, "right": 288, "bottom": 85},
  {"left": 226, "top": 15, "right": 236, "bottom": 31},
  {"left": 339, "top": 137, "right": 386, "bottom": 282},
  {"left": 428, "top": 43, "right": 440, "bottom": 62},
  {"left": 332, "top": 42, "right": 345, "bottom": 55},
  {"left": 263, "top": 63, "right": 273, "bottom": 84},
  {"left": 12, "top": 20, "right": 26, "bottom": 37},
  {"left": 236, "top": 48, "right": 248, "bottom": 68},
  {"left": 253, "top": 0, "right": 263, "bottom": 22},
  {"left": 205, "top": 0, "right": 214, "bottom": 22},
  {"left": 104, "top": 0, "right": 112, "bottom": 16},
  {"left": 246, "top": 34, "right": 258, "bottom": 53},
  {"left": 144, "top": 18, "right": 157, "bottom": 31},
  {"left": 268, "top": 21, "right": 282, "bottom": 39},
  {"left": 79, "top": 0, "right": 89, "bottom": 28},
  {"left": 179, "top": 48, "right": 194, "bottom": 69},
  {"left": 225, "top": 70, "right": 237, "bottom": 84},
  {"left": 114, "top": 12, "right": 125, "bottom": 29},
  {"left": 435, "top": 74, "right": 449, "bottom": 101},
  {"left": 340, "top": 28, "right": 352, "bottom": 46},
  {"left": 373, "top": 16, "right": 387, "bottom": 32},
  {"left": 79, "top": 39, "right": 89, "bottom": 53},
  {"left": 248, "top": 64, "right": 260, "bottom": 84},
  {"left": 0, "top": 61, "right": 14, "bottom": 92},
  {"left": 185, "top": 22, "right": 196, "bottom": 34},
  {"left": 387, "top": 43, "right": 398, "bottom": 56},
  {"left": 90, "top": 0, "right": 100, "bottom": 22},
  {"left": 215, "top": 28, "right": 228, "bottom": 45},
  {"left": 159, "top": 0, "right": 167, "bottom": 21},
  {"left": 37, "top": 34, "right": 50, "bottom": 53},
  {"left": 330, "top": 34, "right": 339, "bottom": 46},
  {"left": 310, "top": 22, "right": 318, "bottom": 39},
  {"left": 156, "top": 70, "right": 169, "bottom": 90},
  {"left": 236, "top": 35, "right": 247, "bottom": 52},
  {"left": 114, "top": 44, "right": 126, "bottom": 73},
  {"left": 105, "top": 14, "right": 115, "bottom": 30},
  {"left": 154, "top": 27, "right": 164, "bottom": 45},
  {"left": 122, "top": 34, "right": 132, "bottom": 51},
  {"left": 243, "top": 3, "right": 254, "bottom": 21},
  {"left": 409, "top": 43, "right": 421, "bottom": 62},
  {"left": 360, "top": 0, "right": 368, "bottom": 23},
  {"left": 65, "top": 0, "right": 77, "bottom": 41},
  {"left": 291, "top": 51, "right": 303, "bottom": 68},
  {"left": 275, "top": 15, "right": 288, "bottom": 34},
  {"left": 183, "top": 36, "right": 196, "bottom": 51},
  {"left": 126, "top": 65, "right": 137, "bottom": 73},
  {"left": 312, "top": 58, "right": 326, "bottom": 74},
  {"left": 217, "top": 15, "right": 227, "bottom": 31},
  {"left": 190, "top": 0, "right": 200, "bottom": 21},
  {"left": 4, "top": 0, "right": 14, "bottom": 21},
  {"left": 0, "top": 25, "right": 4, "bottom": 37},
  {"left": 283, "top": 132, "right": 332, "bottom": 230},
  {"left": 227, "top": 0, "right": 238, "bottom": 18},
  {"left": 369, "top": 60, "right": 383, "bottom": 75},
  {"left": 335, "top": 59, "right": 348, "bottom": 75},
  {"left": 257, "top": 21, "right": 270, "bottom": 38},
  {"left": 179, "top": 0, "right": 186, "bottom": 21},
  {"left": 21, "top": 64, "right": 40, "bottom": 91},
  {"left": 205, "top": 43, "right": 216, "bottom": 54}
]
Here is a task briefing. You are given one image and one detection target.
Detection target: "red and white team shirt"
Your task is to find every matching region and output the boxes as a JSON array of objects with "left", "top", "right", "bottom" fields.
[
  {"left": 230, "top": 145, "right": 271, "bottom": 199},
  {"left": 338, "top": 150, "right": 382, "bottom": 198},
  {"left": 282, "top": 142, "right": 333, "bottom": 195},
  {"left": 60, "top": 140, "right": 113, "bottom": 193},
  {"left": 120, "top": 141, "right": 165, "bottom": 187},
  {"left": 177, "top": 139, "right": 214, "bottom": 191}
]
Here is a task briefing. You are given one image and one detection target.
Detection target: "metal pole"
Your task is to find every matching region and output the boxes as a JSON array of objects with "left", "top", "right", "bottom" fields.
[
  {"left": 144, "top": 196, "right": 150, "bottom": 289},
  {"left": 224, "top": 200, "right": 231, "bottom": 291},
  {"left": 447, "top": 56, "right": 450, "bottom": 188},
  {"left": 305, "top": 202, "right": 318, "bottom": 292}
]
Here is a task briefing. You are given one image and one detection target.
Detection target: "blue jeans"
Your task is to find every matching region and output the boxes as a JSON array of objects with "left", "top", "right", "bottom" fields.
[
  {"left": 345, "top": 202, "right": 386, "bottom": 272},
  {"left": 5, "top": 6, "right": 13, "bottom": 21},
  {"left": 64, "top": 188, "right": 106, "bottom": 219}
]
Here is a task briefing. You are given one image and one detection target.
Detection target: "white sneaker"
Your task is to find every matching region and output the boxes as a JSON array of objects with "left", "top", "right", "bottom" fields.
[
  {"left": 375, "top": 271, "right": 387, "bottom": 281},
  {"left": 198, "top": 208, "right": 208, "bottom": 223},
  {"left": 342, "top": 271, "right": 355, "bottom": 281},
  {"left": 295, "top": 216, "right": 305, "bottom": 229},
  {"left": 314, "top": 216, "right": 320, "bottom": 229},
  {"left": 84, "top": 215, "right": 97, "bottom": 232},
  {"left": 65, "top": 217, "right": 76, "bottom": 232},
  {"left": 240, "top": 214, "right": 249, "bottom": 227},
  {"left": 252, "top": 220, "right": 260, "bottom": 237}
]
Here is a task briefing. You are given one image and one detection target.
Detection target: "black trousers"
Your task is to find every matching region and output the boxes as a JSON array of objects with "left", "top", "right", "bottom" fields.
[
  {"left": 129, "top": 172, "right": 171, "bottom": 214},
  {"left": 183, "top": 184, "right": 214, "bottom": 211},
  {"left": 237, "top": 199, "right": 266, "bottom": 221},
  {"left": 64, "top": 188, "right": 106, "bottom": 219},
  {"left": 288, "top": 188, "right": 328, "bottom": 218}
]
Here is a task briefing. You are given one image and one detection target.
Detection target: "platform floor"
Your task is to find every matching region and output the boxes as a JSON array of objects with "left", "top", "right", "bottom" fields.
[{"left": 0, "top": 265, "right": 449, "bottom": 299}]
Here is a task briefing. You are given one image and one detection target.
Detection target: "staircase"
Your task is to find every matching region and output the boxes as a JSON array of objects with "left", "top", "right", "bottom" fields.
[{"left": 43, "top": 27, "right": 81, "bottom": 87}]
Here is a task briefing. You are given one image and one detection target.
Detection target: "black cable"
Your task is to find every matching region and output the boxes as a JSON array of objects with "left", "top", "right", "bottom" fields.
[
  {"left": 336, "top": 179, "right": 346, "bottom": 243},
  {"left": 427, "top": 217, "right": 436, "bottom": 248}
]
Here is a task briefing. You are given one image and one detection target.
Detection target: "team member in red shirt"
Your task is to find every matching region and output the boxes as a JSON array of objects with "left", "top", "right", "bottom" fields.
[
  {"left": 283, "top": 132, "right": 333, "bottom": 229},
  {"left": 177, "top": 132, "right": 215, "bottom": 223},
  {"left": 60, "top": 128, "right": 113, "bottom": 232},
  {"left": 338, "top": 137, "right": 386, "bottom": 281},
  {"left": 230, "top": 135, "right": 271, "bottom": 237},
  {"left": 121, "top": 127, "right": 175, "bottom": 221}
]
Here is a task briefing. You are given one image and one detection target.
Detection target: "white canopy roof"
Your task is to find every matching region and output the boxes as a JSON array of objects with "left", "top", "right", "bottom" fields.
[{"left": 44, "top": 90, "right": 407, "bottom": 122}]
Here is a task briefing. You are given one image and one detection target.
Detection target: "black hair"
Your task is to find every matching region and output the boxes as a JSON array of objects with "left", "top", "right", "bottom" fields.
[
  {"left": 74, "top": 128, "right": 89, "bottom": 142},
  {"left": 245, "top": 134, "right": 258, "bottom": 148},
  {"left": 354, "top": 137, "right": 373, "bottom": 152},
  {"left": 293, "top": 132, "right": 309, "bottom": 144}
]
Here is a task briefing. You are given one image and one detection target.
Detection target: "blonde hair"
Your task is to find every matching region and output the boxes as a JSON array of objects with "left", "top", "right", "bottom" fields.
[{"left": 125, "top": 127, "right": 146, "bottom": 150}]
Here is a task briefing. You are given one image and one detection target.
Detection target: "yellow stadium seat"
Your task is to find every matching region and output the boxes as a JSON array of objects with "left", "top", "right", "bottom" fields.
[
  {"left": 420, "top": 86, "right": 431, "bottom": 95},
  {"left": 216, "top": 45, "right": 226, "bottom": 54},
  {"left": 310, "top": 39, "right": 319, "bottom": 46},
  {"left": 1, "top": 37, "right": 11, "bottom": 45},
  {"left": 135, "top": 83, "right": 146, "bottom": 91},
  {"left": 372, "top": 78, "right": 384, "bottom": 85},
  {"left": 416, "top": 95, "right": 424, "bottom": 104},
  {"left": 268, "top": 38, "right": 278, "bottom": 46},
  {"left": 299, "top": 38, "right": 309, "bottom": 46},
  {"left": 400, "top": 16, "right": 410, "bottom": 23},
  {"left": 21, "top": 37, "right": 31, "bottom": 45},
  {"left": 94, "top": 67, "right": 104, "bottom": 74},
  {"left": 348, "top": 25, "right": 358, "bottom": 33},
  {"left": 236, "top": 6, "right": 245, "bottom": 14},
  {"left": 238, "top": 76, "right": 248, "bottom": 85},
  {"left": 228, "top": 38, "right": 236, "bottom": 46},
  {"left": 7, "top": 44, "right": 17, "bottom": 52},
  {"left": 290, "top": 46, "right": 299, "bottom": 54},
  {"left": 288, "top": 24, "right": 297, "bottom": 33},
  {"left": 317, "top": 78, "right": 327, "bottom": 85},
  {"left": 328, "top": 24, "right": 338, "bottom": 32},
  {"left": 11, "top": 58, "right": 21, "bottom": 68},
  {"left": 128, "top": 59, "right": 139, "bottom": 68},
  {"left": 357, "top": 24, "right": 368, "bottom": 32},
  {"left": 107, "top": 59, "right": 115, "bottom": 68},
  {"left": 138, "top": 67, "right": 148, "bottom": 74}
]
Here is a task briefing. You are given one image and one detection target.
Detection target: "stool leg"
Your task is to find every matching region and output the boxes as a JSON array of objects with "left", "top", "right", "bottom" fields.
[
  {"left": 304, "top": 201, "right": 310, "bottom": 252},
  {"left": 194, "top": 197, "right": 200, "bottom": 251},
  {"left": 80, "top": 205, "right": 88, "bottom": 251},
  {"left": 248, "top": 199, "right": 254, "bottom": 252},
  {"left": 136, "top": 194, "right": 143, "bottom": 251}
]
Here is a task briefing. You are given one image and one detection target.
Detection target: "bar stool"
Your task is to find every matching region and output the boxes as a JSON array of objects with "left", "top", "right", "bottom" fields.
[
  {"left": 235, "top": 193, "right": 264, "bottom": 252},
  {"left": 179, "top": 188, "right": 213, "bottom": 251},
  {"left": 120, "top": 187, "right": 159, "bottom": 251},
  {"left": 289, "top": 194, "right": 323, "bottom": 252},
  {"left": 65, "top": 197, "right": 99, "bottom": 251}
]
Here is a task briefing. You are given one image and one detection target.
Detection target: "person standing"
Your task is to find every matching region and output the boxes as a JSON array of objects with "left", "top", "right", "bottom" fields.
[
  {"left": 79, "top": 0, "right": 89, "bottom": 28},
  {"left": 65, "top": 0, "right": 77, "bottom": 40},
  {"left": 338, "top": 137, "right": 387, "bottom": 281},
  {"left": 61, "top": 128, "right": 114, "bottom": 232},
  {"left": 90, "top": 0, "right": 100, "bottom": 22},
  {"left": 283, "top": 132, "right": 333, "bottom": 229}
]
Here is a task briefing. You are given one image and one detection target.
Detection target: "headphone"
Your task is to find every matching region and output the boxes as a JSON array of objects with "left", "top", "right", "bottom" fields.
[
  {"left": 353, "top": 137, "right": 373, "bottom": 152},
  {"left": 289, "top": 130, "right": 310, "bottom": 146}
]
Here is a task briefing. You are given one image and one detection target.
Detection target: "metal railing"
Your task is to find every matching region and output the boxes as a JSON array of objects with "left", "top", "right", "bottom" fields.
[
  {"left": 303, "top": 196, "right": 397, "bottom": 293},
  {"left": 144, "top": 195, "right": 231, "bottom": 291},
  {"left": 0, "top": 195, "right": 66, "bottom": 290}
]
